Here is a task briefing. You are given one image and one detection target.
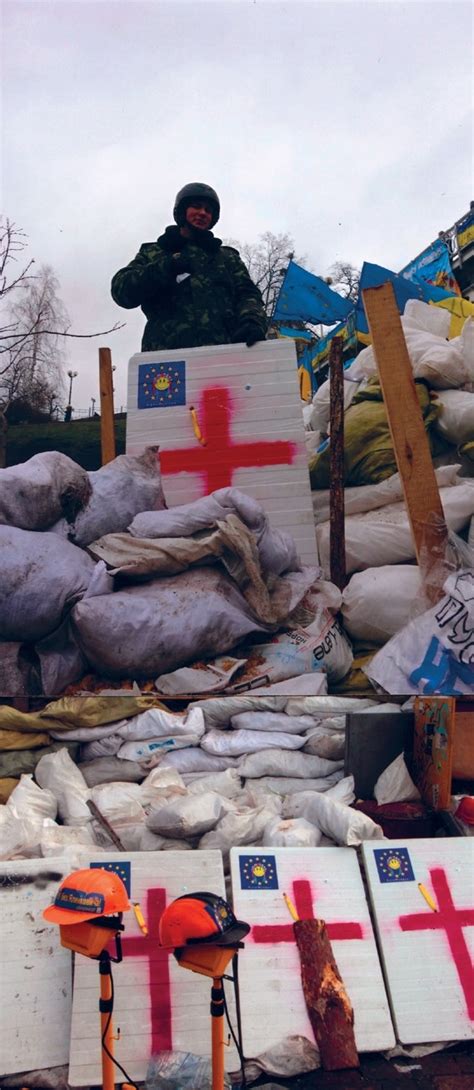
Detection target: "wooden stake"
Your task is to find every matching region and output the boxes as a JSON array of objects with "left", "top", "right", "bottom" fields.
[
  {"left": 293, "top": 917, "right": 359, "bottom": 1070},
  {"left": 362, "top": 283, "right": 448, "bottom": 597},
  {"left": 99, "top": 347, "right": 116, "bottom": 465},
  {"left": 329, "top": 336, "right": 346, "bottom": 590}
]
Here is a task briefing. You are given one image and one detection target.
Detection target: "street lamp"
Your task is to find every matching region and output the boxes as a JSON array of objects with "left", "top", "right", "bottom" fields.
[{"left": 65, "top": 370, "right": 78, "bottom": 422}]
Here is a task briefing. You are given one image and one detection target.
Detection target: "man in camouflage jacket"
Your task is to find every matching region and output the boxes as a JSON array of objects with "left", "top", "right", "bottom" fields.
[{"left": 111, "top": 183, "right": 267, "bottom": 352}]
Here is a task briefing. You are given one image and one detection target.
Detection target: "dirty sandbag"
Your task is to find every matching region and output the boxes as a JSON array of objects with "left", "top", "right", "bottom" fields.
[
  {"left": 0, "top": 451, "right": 92, "bottom": 531},
  {"left": 0, "top": 642, "right": 34, "bottom": 697},
  {"left": 139, "top": 829, "right": 194, "bottom": 851},
  {"left": 199, "top": 799, "right": 281, "bottom": 859},
  {"left": 302, "top": 726, "right": 345, "bottom": 760},
  {"left": 71, "top": 566, "right": 314, "bottom": 680},
  {"left": 262, "top": 815, "right": 322, "bottom": 847},
  {"left": 0, "top": 526, "right": 113, "bottom": 642},
  {"left": 283, "top": 791, "right": 384, "bottom": 845},
  {"left": 238, "top": 750, "right": 342, "bottom": 780},
  {"left": 284, "top": 696, "right": 378, "bottom": 716},
  {"left": 147, "top": 791, "right": 226, "bottom": 839},
  {"left": 230, "top": 711, "right": 316, "bottom": 734},
  {"left": 52, "top": 447, "right": 166, "bottom": 546},
  {"left": 185, "top": 768, "right": 242, "bottom": 799},
  {"left": 146, "top": 1050, "right": 224, "bottom": 1090},
  {"left": 244, "top": 773, "right": 343, "bottom": 798},
  {"left": 35, "top": 748, "right": 91, "bottom": 825},
  {"left": 231, "top": 1035, "right": 320, "bottom": 1083},
  {"left": 78, "top": 756, "right": 145, "bottom": 787},
  {"left": 189, "top": 695, "right": 288, "bottom": 731},
  {"left": 0, "top": 1067, "right": 71, "bottom": 1090},
  {"left": 116, "top": 705, "right": 205, "bottom": 742},
  {"left": 158, "top": 749, "right": 241, "bottom": 774},
  {"left": 312, "top": 463, "right": 463, "bottom": 526},
  {"left": 40, "top": 820, "right": 98, "bottom": 856},
  {"left": 201, "top": 727, "right": 307, "bottom": 757},
  {"left": 129, "top": 486, "right": 300, "bottom": 576},
  {"left": 34, "top": 616, "right": 89, "bottom": 697}
]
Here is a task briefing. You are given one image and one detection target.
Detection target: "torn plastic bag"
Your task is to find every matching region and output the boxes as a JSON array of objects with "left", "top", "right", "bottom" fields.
[
  {"left": 227, "top": 621, "right": 352, "bottom": 690},
  {"left": 128, "top": 486, "right": 300, "bottom": 576},
  {"left": 146, "top": 1049, "right": 223, "bottom": 1090},
  {"left": 0, "top": 451, "right": 91, "bottom": 531},
  {"left": 0, "top": 526, "right": 113, "bottom": 641},
  {"left": 52, "top": 447, "right": 166, "bottom": 546}
]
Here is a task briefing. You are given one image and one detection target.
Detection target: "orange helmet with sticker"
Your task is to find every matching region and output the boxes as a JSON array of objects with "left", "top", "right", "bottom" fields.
[
  {"left": 43, "top": 867, "right": 131, "bottom": 926},
  {"left": 159, "top": 892, "right": 249, "bottom": 949}
]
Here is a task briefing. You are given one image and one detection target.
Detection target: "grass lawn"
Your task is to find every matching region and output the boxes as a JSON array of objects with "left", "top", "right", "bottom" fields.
[{"left": 6, "top": 417, "right": 127, "bottom": 471}]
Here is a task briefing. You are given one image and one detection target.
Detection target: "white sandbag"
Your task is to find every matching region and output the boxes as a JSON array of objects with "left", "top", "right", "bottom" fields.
[
  {"left": 342, "top": 565, "right": 422, "bottom": 642},
  {"left": 201, "top": 728, "right": 307, "bottom": 757},
  {"left": 139, "top": 767, "right": 187, "bottom": 805},
  {"left": 189, "top": 696, "right": 288, "bottom": 731},
  {"left": 230, "top": 711, "right": 315, "bottom": 734},
  {"left": 139, "top": 829, "right": 194, "bottom": 851},
  {"left": 317, "top": 482, "right": 474, "bottom": 576},
  {"left": 433, "top": 388, "right": 474, "bottom": 444},
  {"left": 116, "top": 706, "right": 205, "bottom": 742},
  {"left": 242, "top": 772, "right": 343, "bottom": 798},
  {"left": 238, "top": 750, "right": 342, "bottom": 779},
  {"left": 324, "top": 775, "right": 356, "bottom": 805},
  {"left": 0, "top": 451, "right": 92, "bottom": 531},
  {"left": 0, "top": 809, "right": 46, "bottom": 860},
  {"left": 312, "top": 464, "right": 462, "bottom": 525},
  {"left": 129, "top": 487, "right": 299, "bottom": 577},
  {"left": 81, "top": 735, "right": 124, "bottom": 760},
  {"left": 146, "top": 791, "right": 226, "bottom": 839},
  {"left": 302, "top": 727, "right": 345, "bottom": 759},
  {"left": 198, "top": 800, "right": 281, "bottom": 858},
  {"left": 90, "top": 782, "right": 144, "bottom": 824},
  {"left": 50, "top": 721, "right": 129, "bottom": 742},
  {"left": 285, "top": 697, "right": 377, "bottom": 716},
  {"left": 0, "top": 526, "right": 113, "bottom": 641},
  {"left": 365, "top": 567, "right": 474, "bottom": 695},
  {"left": 158, "top": 749, "right": 241, "bottom": 773},
  {"left": 117, "top": 734, "right": 202, "bottom": 762},
  {"left": 374, "top": 754, "right": 421, "bottom": 805},
  {"left": 355, "top": 305, "right": 472, "bottom": 389},
  {"left": 262, "top": 816, "right": 322, "bottom": 847},
  {"left": 308, "top": 376, "right": 361, "bottom": 433},
  {"left": 35, "top": 748, "right": 91, "bottom": 825},
  {"left": 7, "top": 774, "right": 57, "bottom": 822},
  {"left": 54, "top": 448, "right": 166, "bottom": 546},
  {"left": 40, "top": 821, "right": 98, "bottom": 856},
  {"left": 186, "top": 769, "right": 243, "bottom": 799},
  {"left": 71, "top": 566, "right": 313, "bottom": 679},
  {"left": 282, "top": 792, "right": 384, "bottom": 846},
  {"left": 78, "top": 757, "right": 145, "bottom": 787}
]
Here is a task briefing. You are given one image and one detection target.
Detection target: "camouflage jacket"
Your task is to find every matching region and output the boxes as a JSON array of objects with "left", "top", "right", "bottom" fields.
[{"left": 111, "top": 225, "right": 267, "bottom": 351}]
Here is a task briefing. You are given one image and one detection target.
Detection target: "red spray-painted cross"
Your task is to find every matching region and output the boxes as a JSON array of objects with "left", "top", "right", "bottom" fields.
[
  {"left": 160, "top": 386, "right": 297, "bottom": 493},
  {"left": 252, "top": 879, "right": 364, "bottom": 943},
  {"left": 399, "top": 868, "right": 474, "bottom": 1021},
  {"left": 120, "top": 887, "right": 173, "bottom": 1052}
]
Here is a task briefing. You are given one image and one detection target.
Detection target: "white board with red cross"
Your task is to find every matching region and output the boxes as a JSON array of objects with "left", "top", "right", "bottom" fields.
[
  {"left": 67, "top": 851, "right": 228, "bottom": 1086},
  {"left": 361, "top": 838, "right": 474, "bottom": 1044},
  {"left": 126, "top": 340, "right": 318, "bottom": 566},
  {"left": 229, "top": 846, "right": 395, "bottom": 1056}
]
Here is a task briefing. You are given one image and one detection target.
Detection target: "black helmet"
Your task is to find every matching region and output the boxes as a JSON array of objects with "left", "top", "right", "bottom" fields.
[
  {"left": 173, "top": 183, "right": 220, "bottom": 228},
  {"left": 159, "top": 891, "right": 250, "bottom": 948}
]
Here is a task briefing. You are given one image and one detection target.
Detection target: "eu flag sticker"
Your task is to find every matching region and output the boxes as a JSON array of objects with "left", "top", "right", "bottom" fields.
[
  {"left": 138, "top": 361, "right": 186, "bottom": 409},
  {"left": 90, "top": 860, "right": 131, "bottom": 897},
  {"left": 374, "top": 848, "right": 415, "bottom": 884},
  {"left": 240, "top": 855, "right": 278, "bottom": 890}
]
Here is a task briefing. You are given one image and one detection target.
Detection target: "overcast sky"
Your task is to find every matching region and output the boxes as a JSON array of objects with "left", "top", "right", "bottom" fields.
[{"left": 2, "top": 0, "right": 472, "bottom": 412}]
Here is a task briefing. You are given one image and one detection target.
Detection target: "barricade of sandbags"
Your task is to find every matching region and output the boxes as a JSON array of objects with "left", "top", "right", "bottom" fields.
[{"left": 0, "top": 451, "right": 92, "bottom": 531}]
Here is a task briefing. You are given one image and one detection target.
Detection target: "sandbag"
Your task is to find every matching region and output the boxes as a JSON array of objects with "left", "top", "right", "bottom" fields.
[
  {"left": 146, "top": 791, "right": 226, "bottom": 839},
  {"left": 0, "top": 526, "right": 113, "bottom": 641},
  {"left": 158, "top": 749, "right": 241, "bottom": 773},
  {"left": 312, "top": 464, "right": 462, "bottom": 525},
  {"left": 236, "top": 622, "right": 353, "bottom": 687},
  {"left": 7, "top": 774, "right": 57, "bottom": 822},
  {"left": 307, "top": 375, "right": 361, "bottom": 434},
  {"left": 117, "top": 734, "right": 202, "bottom": 762},
  {"left": 128, "top": 487, "right": 299, "bottom": 577},
  {"left": 0, "top": 808, "right": 46, "bottom": 860},
  {"left": 374, "top": 754, "right": 421, "bottom": 805},
  {"left": 35, "top": 619, "right": 89, "bottom": 696},
  {"left": 185, "top": 769, "right": 243, "bottom": 799},
  {"left": 139, "top": 767, "right": 187, "bottom": 805},
  {"left": 284, "top": 697, "right": 377, "bottom": 716},
  {"left": 90, "top": 783, "right": 144, "bottom": 826},
  {"left": 0, "top": 451, "right": 91, "bottom": 531},
  {"left": 302, "top": 727, "right": 345, "bottom": 759},
  {"left": 201, "top": 728, "right": 306, "bottom": 757},
  {"left": 325, "top": 775, "right": 356, "bottom": 805},
  {"left": 262, "top": 816, "right": 321, "bottom": 847},
  {"left": 199, "top": 800, "right": 281, "bottom": 859},
  {"left": 365, "top": 567, "right": 474, "bottom": 695},
  {"left": 53, "top": 448, "right": 166, "bottom": 546},
  {"left": 190, "top": 696, "right": 288, "bottom": 731},
  {"left": 342, "top": 565, "right": 423, "bottom": 642},
  {"left": 230, "top": 712, "right": 316, "bottom": 734},
  {"left": 238, "top": 749, "right": 342, "bottom": 779},
  {"left": 317, "top": 481, "right": 474, "bottom": 577},
  {"left": 35, "top": 747, "right": 91, "bottom": 825},
  {"left": 40, "top": 822, "right": 97, "bottom": 856},
  {"left": 72, "top": 566, "right": 315, "bottom": 679},
  {"left": 433, "top": 388, "right": 474, "bottom": 444},
  {"left": 282, "top": 791, "right": 384, "bottom": 846},
  {"left": 78, "top": 756, "right": 145, "bottom": 787},
  {"left": 355, "top": 303, "right": 473, "bottom": 389},
  {"left": 0, "top": 642, "right": 34, "bottom": 696},
  {"left": 0, "top": 740, "right": 80, "bottom": 780},
  {"left": 243, "top": 772, "right": 343, "bottom": 796},
  {"left": 138, "top": 829, "right": 194, "bottom": 851}
]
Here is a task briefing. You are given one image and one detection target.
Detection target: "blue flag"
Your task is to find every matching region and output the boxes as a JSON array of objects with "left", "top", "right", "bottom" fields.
[
  {"left": 356, "top": 261, "right": 454, "bottom": 336},
  {"left": 273, "top": 261, "right": 353, "bottom": 325}
]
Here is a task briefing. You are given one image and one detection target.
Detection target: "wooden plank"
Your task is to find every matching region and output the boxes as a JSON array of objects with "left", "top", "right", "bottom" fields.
[
  {"left": 126, "top": 340, "right": 318, "bottom": 566},
  {"left": 0, "top": 857, "right": 74, "bottom": 1075},
  {"left": 412, "top": 696, "right": 456, "bottom": 809},
  {"left": 99, "top": 346, "right": 116, "bottom": 465},
  {"left": 230, "top": 846, "right": 395, "bottom": 1057},
  {"left": 329, "top": 336, "right": 346, "bottom": 590},
  {"left": 361, "top": 838, "right": 474, "bottom": 1043},
  {"left": 362, "top": 283, "right": 448, "bottom": 590},
  {"left": 68, "top": 850, "right": 229, "bottom": 1086}
]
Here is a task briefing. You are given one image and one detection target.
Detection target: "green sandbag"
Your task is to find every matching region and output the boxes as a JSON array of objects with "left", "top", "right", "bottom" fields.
[
  {"left": 0, "top": 740, "right": 80, "bottom": 779},
  {"left": 309, "top": 378, "right": 440, "bottom": 489}
]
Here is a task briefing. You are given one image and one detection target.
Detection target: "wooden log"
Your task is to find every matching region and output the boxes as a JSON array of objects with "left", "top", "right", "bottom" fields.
[
  {"left": 99, "top": 346, "right": 116, "bottom": 465},
  {"left": 329, "top": 336, "right": 346, "bottom": 590},
  {"left": 293, "top": 917, "right": 359, "bottom": 1070}
]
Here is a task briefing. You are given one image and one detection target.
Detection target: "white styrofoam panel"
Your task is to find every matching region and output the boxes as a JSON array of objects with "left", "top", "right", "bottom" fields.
[
  {"left": 0, "top": 856, "right": 75, "bottom": 1075},
  {"left": 230, "top": 846, "right": 395, "bottom": 1056},
  {"left": 361, "top": 838, "right": 474, "bottom": 1044},
  {"left": 126, "top": 340, "right": 318, "bottom": 566},
  {"left": 68, "top": 850, "right": 229, "bottom": 1086}
]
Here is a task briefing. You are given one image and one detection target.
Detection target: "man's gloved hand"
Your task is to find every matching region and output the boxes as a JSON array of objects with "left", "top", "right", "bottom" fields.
[{"left": 232, "top": 323, "right": 266, "bottom": 347}]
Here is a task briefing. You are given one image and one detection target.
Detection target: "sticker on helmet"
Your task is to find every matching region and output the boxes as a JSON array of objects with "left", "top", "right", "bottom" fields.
[{"left": 55, "top": 887, "right": 105, "bottom": 914}]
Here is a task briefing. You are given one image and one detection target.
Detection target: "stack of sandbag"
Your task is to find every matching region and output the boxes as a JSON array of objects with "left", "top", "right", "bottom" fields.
[
  {"left": 1, "top": 450, "right": 334, "bottom": 693},
  {"left": 0, "top": 695, "right": 389, "bottom": 862}
]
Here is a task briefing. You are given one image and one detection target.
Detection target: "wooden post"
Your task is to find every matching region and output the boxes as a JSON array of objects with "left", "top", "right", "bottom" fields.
[
  {"left": 294, "top": 917, "right": 359, "bottom": 1069},
  {"left": 329, "top": 336, "right": 346, "bottom": 590},
  {"left": 99, "top": 347, "right": 116, "bottom": 465},
  {"left": 362, "top": 283, "right": 448, "bottom": 598}
]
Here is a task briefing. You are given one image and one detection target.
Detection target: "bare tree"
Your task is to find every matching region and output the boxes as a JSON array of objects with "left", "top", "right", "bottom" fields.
[
  {"left": 226, "top": 231, "right": 307, "bottom": 319},
  {"left": 326, "top": 260, "right": 361, "bottom": 302}
]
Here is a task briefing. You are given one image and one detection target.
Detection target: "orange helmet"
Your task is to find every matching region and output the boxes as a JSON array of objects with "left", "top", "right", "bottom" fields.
[
  {"left": 159, "top": 892, "right": 250, "bottom": 949},
  {"left": 43, "top": 867, "right": 131, "bottom": 926}
]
